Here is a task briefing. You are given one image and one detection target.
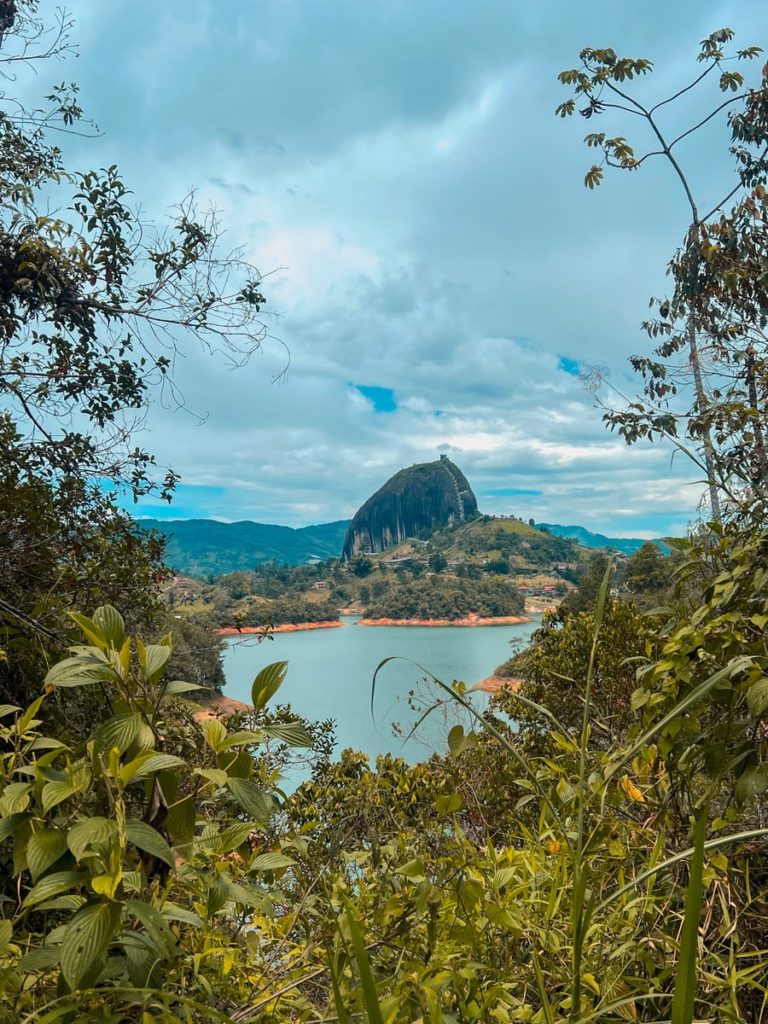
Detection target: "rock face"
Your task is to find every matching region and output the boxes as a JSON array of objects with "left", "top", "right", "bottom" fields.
[{"left": 343, "top": 456, "right": 478, "bottom": 559}]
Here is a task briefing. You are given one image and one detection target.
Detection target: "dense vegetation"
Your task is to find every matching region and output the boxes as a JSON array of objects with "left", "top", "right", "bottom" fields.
[
  {"left": 362, "top": 574, "right": 525, "bottom": 620},
  {"left": 1, "top": 12, "right": 768, "bottom": 1024}
]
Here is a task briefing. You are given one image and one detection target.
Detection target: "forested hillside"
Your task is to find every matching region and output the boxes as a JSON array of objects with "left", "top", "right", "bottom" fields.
[{"left": 139, "top": 518, "right": 350, "bottom": 574}]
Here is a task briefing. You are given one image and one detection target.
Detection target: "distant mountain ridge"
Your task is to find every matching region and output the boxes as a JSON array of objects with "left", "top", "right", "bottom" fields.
[
  {"left": 536, "top": 523, "right": 665, "bottom": 555},
  {"left": 137, "top": 518, "right": 350, "bottom": 576}
]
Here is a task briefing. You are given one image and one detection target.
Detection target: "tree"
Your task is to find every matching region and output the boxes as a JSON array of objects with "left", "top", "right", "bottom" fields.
[
  {"left": 0, "top": 4, "right": 272, "bottom": 677},
  {"left": 558, "top": 30, "right": 767, "bottom": 522},
  {"left": 622, "top": 540, "right": 668, "bottom": 597}
]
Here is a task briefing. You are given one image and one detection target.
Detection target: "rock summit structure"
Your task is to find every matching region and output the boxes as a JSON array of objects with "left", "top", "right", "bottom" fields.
[{"left": 342, "top": 455, "right": 478, "bottom": 559}]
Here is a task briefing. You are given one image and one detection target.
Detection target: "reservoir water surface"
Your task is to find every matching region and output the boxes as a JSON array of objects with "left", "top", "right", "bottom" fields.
[{"left": 222, "top": 615, "right": 539, "bottom": 763}]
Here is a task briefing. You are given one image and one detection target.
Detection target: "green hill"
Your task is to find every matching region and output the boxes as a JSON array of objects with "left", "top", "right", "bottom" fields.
[
  {"left": 137, "top": 518, "right": 350, "bottom": 576},
  {"left": 536, "top": 523, "right": 666, "bottom": 555}
]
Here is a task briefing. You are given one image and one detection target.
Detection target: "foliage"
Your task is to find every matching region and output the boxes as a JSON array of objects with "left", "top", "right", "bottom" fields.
[
  {"left": 362, "top": 574, "right": 525, "bottom": 620},
  {"left": 0, "top": 606, "right": 314, "bottom": 1021}
]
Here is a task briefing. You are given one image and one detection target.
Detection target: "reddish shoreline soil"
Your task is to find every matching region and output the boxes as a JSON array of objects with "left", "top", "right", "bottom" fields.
[
  {"left": 356, "top": 614, "right": 530, "bottom": 628},
  {"left": 215, "top": 620, "right": 344, "bottom": 636},
  {"left": 475, "top": 674, "right": 523, "bottom": 694}
]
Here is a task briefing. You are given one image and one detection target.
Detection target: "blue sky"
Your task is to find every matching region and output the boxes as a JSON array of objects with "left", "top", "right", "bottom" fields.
[{"left": 58, "top": 1, "right": 768, "bottom": 537}]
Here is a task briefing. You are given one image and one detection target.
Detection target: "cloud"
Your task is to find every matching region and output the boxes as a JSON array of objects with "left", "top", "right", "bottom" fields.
[{"left": 54, "top": 0, "right": 768, "bottom": 535}]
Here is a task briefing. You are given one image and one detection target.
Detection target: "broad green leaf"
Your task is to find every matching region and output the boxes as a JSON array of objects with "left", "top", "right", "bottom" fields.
[
  {"left": 205, "top": 822, "right": 256, "bottom": 854},
  {"left": 125, "top": 899, "right": 178, "bottom": 956},
  {"left": 162, "top": 680, "right": 205, "bottom": 696},
  {"left": 93, "top": 713, "right": 142, "bottom": 757},
  {"left": 735, "top": 768, "right": 768, "bottom": 805},
  {"left": 251, "top": 661, "right": 288, "bottom": 710},
  {"left": 22, "top": 871, "right": 87, "bottom": 909},
  {"left": 68, "top": 612, "right": 107, "bottom": 648},
  {"left": 200, "top": 718, "right": 227, "bottom": 754},
  {"left": 45, "top": 653, "right": 114, "bottom": 689},
  {"left": 121, "top": 748, "right": 182, "bottom": 784},
  {"left": 227, "top": 777, "right": 272, "bottom": 822},
  {"left": 41, "top": 780, "right": 75, "bottom": 813},
  {"left": 447, "top": 724, "right": 478, "bottom": 758},
  {"left": 35, "top": 894, "right": 85, "bottom": 913},
  {"left": 747, "top": 677, "right": 768, "bottom": 719},
  {"left": 225, "top": 881, "right": 264, "bottom": 908},
  {"left": 143, "top": 644, "right": 171, "bottom": 682},
  {"left": 219, "top": 730, "right": 262, "bottom": 750},
  {"left": 92, "top": 606, "right": 126, "bottom": 648},
  {"left": 125, "top": 820, "right": 175, "bottom": 867},
  {"left": 0, "top": 920, "right": 12, "bottom": 951},
  {"left": 251, "top": 851, "right": 296, "bottom": 871},
  {"left": 19, "top": 945, "right": 62, "bottom": 973},
  {"left": 165, "top": 796, "right": 196, "bottom": 860},
  {"left": 260, "top": 721, "right": 313, "bottom": 747},
  {"left": 67, "top": 817, "right": 117, "bottom": 861},
  {"left": 193, "top": 767, "right": 228, "bottom": 787},
  {"left": 60, "top": 898, "right": 122, "bottom": 990},
  {"left": 161, "top": 904, "right": 204, "bottom": 928},
  {"left": 27, "top": 830, "right": 68, "bottom": 881},
  {"left": 0, "top": 812, "right": 29, "bottom": 842},
  {"left": 0, "top": 704, "right": 21, "bottom": 719},
  {"left": 396, "top": 858, "right": 426, "bottom": 881},
  {"left": 0, "top": 781, "right": 32, "bottom": 814}
]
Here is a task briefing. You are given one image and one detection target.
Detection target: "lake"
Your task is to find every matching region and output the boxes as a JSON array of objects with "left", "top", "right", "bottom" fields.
[{"left": 222, "top": 615, "right": 539, "bottom": 764}]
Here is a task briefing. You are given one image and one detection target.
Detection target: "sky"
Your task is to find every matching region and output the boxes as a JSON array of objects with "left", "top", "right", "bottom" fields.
[{"left": 53, "top": 0, "right": 768, "bottom": 536}]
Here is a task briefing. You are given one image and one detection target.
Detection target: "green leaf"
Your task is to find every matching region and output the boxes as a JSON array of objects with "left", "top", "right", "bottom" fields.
[
  {"left": 0, "top": 704, "right": 21, "bottom": 719},
  {"left": 447, "top": 724, "right": 477, "bottom": 758},
  {"left": 345, "top": 905, "right": 384, "bottom": 1024},
  {"left": 45, "top": 653, "right": 114, "bottom": 689},
  {"left": 251, "top": 661, "right": 288, "bottom": 710},
  {"left": 0, "top": 920, "right": 12, "bottom": 952},
  {"left": 125, "top": 899, "right": 178, "bottom": 956},
  {"left": 210, "top": 822, "right": 256, "bottom": 854},
  {"left": 68, "top": 612, "right": 107, "bottom": 649},
  {"left": 60, "top": 899, "right": 122, "bottom": 990},
  {"left": 251, "top": 851, "right": 296, "bottom": 871},
  {"left": 747, "top": 678, "right": 768, "bottom": 719},
  {"left": 396, "top": 858, "right": 426, "bottom": 881},
  {"left": 226, "top": 778, "right": 272, "bottom": 823},
  {"left": 22, "top": 871, "right": 87, "bottom": 909},
  {"left": 67, "top": 817, "right": 117, "bottom": 861},
  {"left": 219, "top": 730, "right": 262, "bottom": 751},
  {"left": 143, "top": 644, "right": 171, "bottom": 682},
  {"left": 260, "top": 721, "right": 313, "bottom": 747},
  {"left": 0, "top": 812, "right": 29, "bottom": 842},
  {"left": 125, "top": 752, "right": 185, "bottom": 777},
  {"left": 93, "top": 713, "right": 142, "bottom": 756},
  {"left": 26, "top": 830, "right": 68, "bottom": 881},
  {"left": 125, "top": 820, "right": 175, "bottom": 867},
  {"left": 92, "top": 606, "right": 126, "bottom": 648},
  {"left": 19, "top": 944, "right": 62, "bottom": 973},
  {"left": 735, "top": 768, "right": 768, "bottom": 806},
  {"left": 200, "top": 718, "right": 227, "bottom": 754},
  {"left": 162, "top": 680, "right": 205, "bottom": 696},
  {"left": 42, "top": 780, "right": 76, "bottom": 813},
  {"left": 670, "top": 808, "right": 707, "bottom": 1024}
]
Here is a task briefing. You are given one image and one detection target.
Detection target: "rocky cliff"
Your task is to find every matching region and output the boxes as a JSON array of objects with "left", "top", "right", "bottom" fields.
[{"left": 342, "top": 457, "right": 478, "bottom": 559}]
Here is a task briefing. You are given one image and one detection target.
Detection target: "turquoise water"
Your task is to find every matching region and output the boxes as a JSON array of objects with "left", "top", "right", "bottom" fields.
[{"left": 222, "top": 616, "right": 538, "bottom": 763}]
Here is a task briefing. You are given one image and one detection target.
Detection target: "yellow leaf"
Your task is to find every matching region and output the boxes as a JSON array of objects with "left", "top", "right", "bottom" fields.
[{"left": 620, "top": 775, "right": 645, "bottom": 803}]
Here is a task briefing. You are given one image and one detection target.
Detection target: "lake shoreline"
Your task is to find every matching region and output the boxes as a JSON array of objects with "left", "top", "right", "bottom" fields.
[
  {"left": 216, "top": 620, "right": 344, "bottom": 636},
  {"left": 356, "top": 614, "right": 531, "bottom": 628}
]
